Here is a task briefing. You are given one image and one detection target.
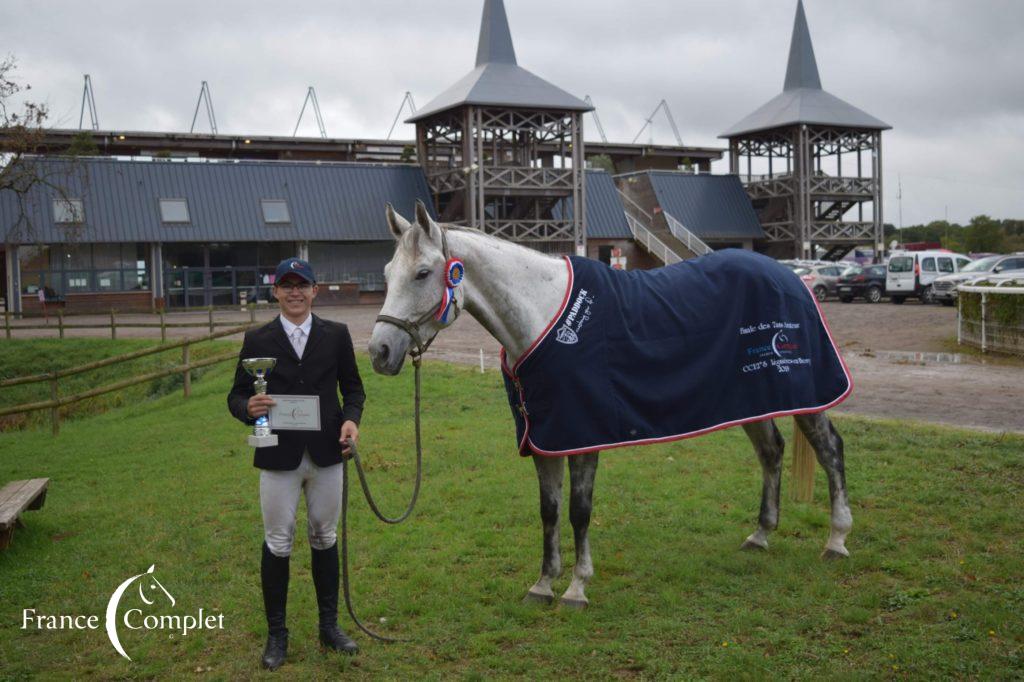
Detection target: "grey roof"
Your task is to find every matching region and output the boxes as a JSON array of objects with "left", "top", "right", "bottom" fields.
[
  {"left": 553, "top": 170, "right": 631, "bottom": 239},
  {"left": 407, "top": 0, "right": 591, "bottom": 123},
  {"left": 0, "top": 157, "right": 434, "bottom": 244},
  {"left": 720, "top": 0, "right": 890, "bottom": 137},
  {"left": 643, "top": 172, "right": 765, "bottom": 241}
]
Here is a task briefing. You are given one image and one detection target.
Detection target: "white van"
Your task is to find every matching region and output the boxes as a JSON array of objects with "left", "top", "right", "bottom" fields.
[{"left": 885, "top": 250, "right": 973, "bottom": 304}]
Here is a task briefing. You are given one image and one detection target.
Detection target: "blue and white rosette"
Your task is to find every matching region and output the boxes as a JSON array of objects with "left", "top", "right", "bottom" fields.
[{"left": 435, "top": 258, "right": 465, "bottom": 324}]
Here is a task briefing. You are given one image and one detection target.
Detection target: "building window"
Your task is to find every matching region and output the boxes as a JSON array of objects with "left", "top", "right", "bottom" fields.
[
  {"left": 159, "top": 198, "right": 190, "bottom": 223},
  {"left": 261, "top": 199, "right": 291, "bottom": 224},
  {"left": 53, "top": 198, "right": 84, "bottom": 224},
  {"left": 20, "top": 242, "right": 149, "bottom": 297}
]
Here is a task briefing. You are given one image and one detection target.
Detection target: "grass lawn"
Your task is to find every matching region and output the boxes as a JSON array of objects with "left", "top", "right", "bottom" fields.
[{"left": 0, "top": 351, "right": 1022, "bottom": 679}]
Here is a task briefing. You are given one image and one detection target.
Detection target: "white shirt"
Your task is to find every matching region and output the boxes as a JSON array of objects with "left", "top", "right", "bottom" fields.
[{"left": 279, "top": 314, "right": 312, "bottom": 359}]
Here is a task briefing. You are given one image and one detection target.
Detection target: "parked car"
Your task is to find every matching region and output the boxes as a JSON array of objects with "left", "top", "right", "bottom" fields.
[
  {"left": 885, "top": 250, "right": 973, "bottom": 304},
  {"left": 790, "top": 263, "right": 846, "bottom": 301},
  {"left": 836, "top": 264, "right": 887, "bottom": 303},
  {"left": 931, "top": 253, "right": 1024, "bottom": 306}
]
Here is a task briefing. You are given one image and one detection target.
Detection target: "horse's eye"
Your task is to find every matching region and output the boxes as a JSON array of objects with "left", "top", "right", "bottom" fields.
[{"left": 415, "top": 269, "right": 431, "bottom": 281}]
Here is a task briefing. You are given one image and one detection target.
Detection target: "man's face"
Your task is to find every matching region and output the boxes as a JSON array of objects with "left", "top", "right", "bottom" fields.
[{"left": 273, "top": 274, "right": 318, "bottom": 318}]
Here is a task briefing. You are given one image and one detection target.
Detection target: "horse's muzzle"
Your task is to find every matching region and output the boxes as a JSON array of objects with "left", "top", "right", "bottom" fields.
[{"left": 368, "top": 324, "right": 410, "bottom": 375}]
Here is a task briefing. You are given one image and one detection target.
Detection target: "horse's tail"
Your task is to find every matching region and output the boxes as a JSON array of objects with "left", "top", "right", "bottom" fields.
[{"left": 791, "top": 417, "right": 816, "bottom": 502}]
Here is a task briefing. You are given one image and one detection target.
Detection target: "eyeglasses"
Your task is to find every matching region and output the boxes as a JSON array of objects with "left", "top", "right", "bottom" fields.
[{"left": 276, "top": 282, "right": 313, "bottom": 292}]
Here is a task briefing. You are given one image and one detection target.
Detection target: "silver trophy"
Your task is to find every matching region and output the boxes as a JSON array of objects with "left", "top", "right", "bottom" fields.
[{"left": 242, "top": 357, "right": 279, "bottom": 448}]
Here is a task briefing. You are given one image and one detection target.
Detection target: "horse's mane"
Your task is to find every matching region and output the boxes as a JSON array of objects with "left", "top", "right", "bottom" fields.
[{"left": 436, "top": 223, "right": 565, "bottom": 262}]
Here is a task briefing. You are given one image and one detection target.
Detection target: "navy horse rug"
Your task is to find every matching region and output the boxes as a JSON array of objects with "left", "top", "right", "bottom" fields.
[{"left": 501, "top": 249, "right": 852, "bottom": 456}]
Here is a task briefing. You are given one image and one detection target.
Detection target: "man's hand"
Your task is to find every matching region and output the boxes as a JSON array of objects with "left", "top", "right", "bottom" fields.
[
  {"left": 247, "top": 394, "right": 276, "bottom": 418},
  {"left": 340, "top": 420, "right": 359, "bottom": 457}
]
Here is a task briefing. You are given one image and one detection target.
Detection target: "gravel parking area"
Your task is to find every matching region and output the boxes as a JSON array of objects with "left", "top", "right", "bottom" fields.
[{"left": 6, "top": 297, "right": 1023, "bottom": 434}]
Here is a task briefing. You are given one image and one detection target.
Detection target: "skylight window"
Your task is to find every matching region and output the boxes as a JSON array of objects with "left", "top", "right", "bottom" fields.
[
  {"left": 53, "top": 198, "right": 84, "bottom": 224},
  {"left": 159, "top": 199, "right": 190, "bottom": 223},
  {"left": 261, "top": 199, "right": 291, "bottom": 224}
]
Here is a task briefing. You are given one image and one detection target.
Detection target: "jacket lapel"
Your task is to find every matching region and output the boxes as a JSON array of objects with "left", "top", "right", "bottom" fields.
[
  {"left": 271, "top": 316, "right": 301, "bottom": 362},
  {"left": 303, "top": 314, "right": 327, "bottom": 359}
]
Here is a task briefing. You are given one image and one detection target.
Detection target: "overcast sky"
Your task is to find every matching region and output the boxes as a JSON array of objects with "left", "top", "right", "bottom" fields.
[{"left": 3, "top": 0, "right": 1022, "bottom": 227}]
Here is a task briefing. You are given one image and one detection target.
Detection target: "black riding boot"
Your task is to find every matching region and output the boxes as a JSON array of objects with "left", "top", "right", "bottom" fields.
[
  {"left": 261, "top": 543, "right": 289, "bottom": 670},
  {"left": 311, "top": 543, "right": 358, "bottom": 654}
]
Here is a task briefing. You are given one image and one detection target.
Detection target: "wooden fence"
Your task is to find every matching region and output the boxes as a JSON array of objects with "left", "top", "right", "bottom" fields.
[
  {"left": 3, "top": 306, "right": 259, "bottom": 342},
  {"left": 0, "top": 323, "right": 253, "bottom": 435}
]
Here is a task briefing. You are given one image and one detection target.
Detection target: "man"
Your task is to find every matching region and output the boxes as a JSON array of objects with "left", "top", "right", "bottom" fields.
[{"left": 227, "top": 257, "right": 364, "bottom": 671}]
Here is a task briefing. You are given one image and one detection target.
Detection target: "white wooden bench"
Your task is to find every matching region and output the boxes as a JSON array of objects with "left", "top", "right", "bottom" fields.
[{"left": 0, "top": 478, "right": 50, "bottom": 550}]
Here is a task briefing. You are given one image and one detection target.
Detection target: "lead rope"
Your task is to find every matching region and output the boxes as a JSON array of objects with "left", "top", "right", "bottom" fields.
[
  {"left": 340, "top": 354, "right": 423, "bottom": 643},
  {"left": 343, "top": 226, "right": 453, "bottom": 642}
]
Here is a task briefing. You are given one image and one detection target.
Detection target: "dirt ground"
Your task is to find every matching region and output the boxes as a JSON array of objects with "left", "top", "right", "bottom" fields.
[{"left": 7, "top": 297, "right": 1023, "bottom": 434}]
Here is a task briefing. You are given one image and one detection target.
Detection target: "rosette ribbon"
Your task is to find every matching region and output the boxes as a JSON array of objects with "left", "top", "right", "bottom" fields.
[{"left": 435, "top": 258, "right": 465, "bottom": 324}]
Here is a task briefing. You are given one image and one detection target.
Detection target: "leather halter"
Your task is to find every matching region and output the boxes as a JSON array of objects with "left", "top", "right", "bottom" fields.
[{"left": 375, "top": 226, "right": 461, "bottom": 360}]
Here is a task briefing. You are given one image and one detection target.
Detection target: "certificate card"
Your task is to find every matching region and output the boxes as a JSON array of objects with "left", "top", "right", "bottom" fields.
[{"left": 268, "top": 395, "right": 321, "bottom": 431}]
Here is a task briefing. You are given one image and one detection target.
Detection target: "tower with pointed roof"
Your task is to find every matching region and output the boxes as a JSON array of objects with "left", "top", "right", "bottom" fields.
[
  {"left": 408, "top": 0, "right": 592, "bottom": 253},
  {"left": 721, "top": 0, "right": 890, "bottom": 259}
]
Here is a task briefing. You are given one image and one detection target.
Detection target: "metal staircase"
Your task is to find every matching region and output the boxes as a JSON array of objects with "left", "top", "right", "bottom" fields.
[{"left": 615, "top": 188, "right": 710, "bottom": 264}]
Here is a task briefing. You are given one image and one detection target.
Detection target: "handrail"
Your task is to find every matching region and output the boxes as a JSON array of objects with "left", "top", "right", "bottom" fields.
[
  {"left": 624, "top": 213, "right": 683, "bottom": 265},
  {"left": 662, "top": 212, "right": 712, "bottom": 257},
  {"left": 615, "top": 187, "right": 655, "bottom": 222}
]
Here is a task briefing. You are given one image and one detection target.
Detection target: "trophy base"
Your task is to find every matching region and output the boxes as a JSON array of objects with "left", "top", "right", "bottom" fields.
[{"left": 248, "top": 434, "right": 279, "bottom": 448}]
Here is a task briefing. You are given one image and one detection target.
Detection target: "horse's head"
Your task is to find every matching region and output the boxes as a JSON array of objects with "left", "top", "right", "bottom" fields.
[
  {"left": 369, "top": 200, "right": 460, "bottom": 375},
  {"left": 137, "top": 564, "right": 175, "bottom": 608}
]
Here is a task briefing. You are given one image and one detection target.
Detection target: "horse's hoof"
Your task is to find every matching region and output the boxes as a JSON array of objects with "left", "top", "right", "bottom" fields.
[
  {"left": 740, "top": 540, "right": 768, "bottom": 552},
  {"left": 523, "top": 591, "right": 554, "bottom": 605},
  {"left": 821, "top": 548, "right": 849, "bottom": 561},
  {"left": 559, "top": 597, "right": 588, "bottom": 610}
]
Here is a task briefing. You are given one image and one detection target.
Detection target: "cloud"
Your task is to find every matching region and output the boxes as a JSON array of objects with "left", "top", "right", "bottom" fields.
[{"left": 3, "top": 0, "right": 1022, "bottom": 225}]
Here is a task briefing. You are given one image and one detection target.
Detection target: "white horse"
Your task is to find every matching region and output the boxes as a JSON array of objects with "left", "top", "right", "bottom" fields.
[{"left": 368, "top": 202, "right": 852, "bottom": 609}]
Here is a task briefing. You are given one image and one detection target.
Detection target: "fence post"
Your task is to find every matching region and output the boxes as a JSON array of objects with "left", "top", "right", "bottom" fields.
[
  {"left": 249, "top": 305, "right": 256, "bottom": 324},
  {"left": 4, "top": 310, "right": 10, "bottom": 339},
  {"left": 58, "top": 309, "right": 65, "bottom": 339},
  {"left": 182, "top": 342, "right": 192, "bottom": 398},
  {"left": 957, "top": 295, "right": 962, "bottom": 345},
  {"left": 981, "top": 292, "right": 987, "bottom": 353},
  {"left": 160, "top": 311, "right": 166, "bottom": 342},
  {"left": 50, "top": 372, "right": 60, "bottom": 436},
  {"left": 110, "top": 309, "right": 117, "bottom": 340},
  {"left": 208, "top": 306, "right": 214, "bottom": 334}
]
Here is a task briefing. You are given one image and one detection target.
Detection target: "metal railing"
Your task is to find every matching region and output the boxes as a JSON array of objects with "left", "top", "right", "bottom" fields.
[
  {"left": 957, "top": 276, "right": 1024, "bottom": 355},
  {"left": 614, "top": 187, "right": 685, "bottom": 264},
  {"left": 624, "top": 214, "right": 683, "bottom": 265},
  {"left": 663, "top": 212, "right": 712, "bottom": 257}
]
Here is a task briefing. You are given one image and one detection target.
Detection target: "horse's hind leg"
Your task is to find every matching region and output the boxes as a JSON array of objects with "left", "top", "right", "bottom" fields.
[
  {"left": 741, "top": 419, "right": 785, "bottom": 550},
  {"left": 525, "top": 455, "right": 564, "bottom": 604},
  {"left": 794, "top": 413, "right": 852, "bottom": 559},
  {"left": 561, "top": 453, "right": 599, "bottom": 609}
]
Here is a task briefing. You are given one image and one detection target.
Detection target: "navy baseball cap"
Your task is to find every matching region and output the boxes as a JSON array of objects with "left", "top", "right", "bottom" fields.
[{"left": 274, "top": 258, "right": 316, "bottom": 284}]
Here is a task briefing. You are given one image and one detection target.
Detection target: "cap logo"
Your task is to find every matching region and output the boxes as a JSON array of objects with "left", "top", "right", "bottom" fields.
[{"left": 291, "top": 261, "right": 299, "bottom": 269}]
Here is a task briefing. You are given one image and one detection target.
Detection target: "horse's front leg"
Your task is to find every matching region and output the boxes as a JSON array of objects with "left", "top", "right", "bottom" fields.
[
  {"left": 524, "top": 455, "right": 564, "bottom": 604},
  {"left": 561, "top": 452, "right": 599, "bottom": 609}
]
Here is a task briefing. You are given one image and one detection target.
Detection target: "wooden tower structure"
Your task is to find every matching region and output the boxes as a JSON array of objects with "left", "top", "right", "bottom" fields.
[
  {"left": 407, "top": 0, "right": 592, "bottom": 254},
  {"left": 721, "top": 1, "right": 891, "bottom": 260}
]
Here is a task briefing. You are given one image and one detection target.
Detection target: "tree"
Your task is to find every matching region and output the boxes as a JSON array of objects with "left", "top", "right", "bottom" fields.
[
  {"left": 964, "top": 214, "right": 1005, "bottom": 254},
  {"left": 0, "top": 56, "right": 84, "bottom": 243},
  {"left": 586, "top": 154, "right": 615, "bottom": 174}
]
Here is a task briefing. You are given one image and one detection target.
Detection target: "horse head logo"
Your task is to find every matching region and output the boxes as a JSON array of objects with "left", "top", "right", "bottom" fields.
[{"left": 105, "top": 565, "right": 175, "bottom": 661}]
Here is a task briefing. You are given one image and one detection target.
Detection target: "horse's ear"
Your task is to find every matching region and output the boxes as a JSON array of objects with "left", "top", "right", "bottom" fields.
[
  {"left": 414, "top": 199, "right": 440, "bottom": 243},
  {"left": 385, "top": 203, "right": 410, "bottom": 239}
]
